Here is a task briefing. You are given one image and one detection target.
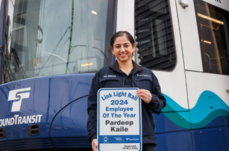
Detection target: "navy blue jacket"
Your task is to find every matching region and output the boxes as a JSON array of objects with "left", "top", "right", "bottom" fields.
[{"left": 87, "top": 61, "right": 166, "bottom": 145}]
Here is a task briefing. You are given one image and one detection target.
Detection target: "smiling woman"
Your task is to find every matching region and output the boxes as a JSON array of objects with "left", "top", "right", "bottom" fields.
[
  {"left": 110, "top": 31, "right": 136, "bottom": 75},
  {"left": 112, "top": 36, "right": 135, "bottom": 63},
  {"left": 4, "top": 0, "right": 116, "bottom": 83},
  {"left": 87, "top": 31, "right": 166, "bottom": 151}
]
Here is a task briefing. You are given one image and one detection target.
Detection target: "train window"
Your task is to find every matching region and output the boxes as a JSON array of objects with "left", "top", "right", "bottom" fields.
[
  {"left": 3, "top": 0, "right": 116, "bottom": 83},
  {"left": 134, "top": 0, "right": 176, "bottom": 71},
  {"left": 194, "top": 0, "right": 229, "bottom": 75}
]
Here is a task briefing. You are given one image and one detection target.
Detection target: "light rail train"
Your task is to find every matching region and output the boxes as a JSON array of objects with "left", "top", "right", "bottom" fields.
[{"left": 0, "top": 0, "right": 228, "bottom": 150}]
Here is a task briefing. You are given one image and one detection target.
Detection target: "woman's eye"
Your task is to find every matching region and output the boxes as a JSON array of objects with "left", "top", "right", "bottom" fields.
[
  {"left": 115, "top": 46, "right": 120, "bottom": 48},
  {"left": 124, "top": 45, "right": 129, "bottom": 48}
]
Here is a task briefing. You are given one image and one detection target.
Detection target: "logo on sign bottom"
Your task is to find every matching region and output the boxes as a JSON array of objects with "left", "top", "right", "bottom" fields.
[{"left": 103, "top": 136, "right": 108, "bottom": 143}]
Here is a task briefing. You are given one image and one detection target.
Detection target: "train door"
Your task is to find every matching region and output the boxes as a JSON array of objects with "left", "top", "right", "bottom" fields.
[
  {"left": 177, "top": 0, "right": 229, "bottom": 150},
  {"left": 116, "top": 0, "right": 193, "bottom": 150}
]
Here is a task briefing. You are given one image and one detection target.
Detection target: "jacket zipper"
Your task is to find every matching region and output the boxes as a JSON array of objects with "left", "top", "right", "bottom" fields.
[
  {"left": 132, "top": 71, "right": 138, "bottom": 87},
  {"left": 123, "top": 75, "right": 125, "bottom": 87}
]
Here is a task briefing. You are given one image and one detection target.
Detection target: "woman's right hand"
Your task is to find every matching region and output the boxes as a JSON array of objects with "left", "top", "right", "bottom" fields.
[{"left": 92, "top": 139, "right": 98, "bottom": 151}]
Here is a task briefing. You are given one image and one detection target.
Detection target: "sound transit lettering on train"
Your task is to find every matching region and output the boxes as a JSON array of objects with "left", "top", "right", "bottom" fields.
[{"left": 0, "top": 114, "right": 42, "bottom": 127}]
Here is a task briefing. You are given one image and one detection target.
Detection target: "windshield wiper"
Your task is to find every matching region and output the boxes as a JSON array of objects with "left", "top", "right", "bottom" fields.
[
  {"left": 2, "top": 15, "right": 28, "bottom": 82},
  {"left": 11, "top": 47, "right": 27, "bottom": 78},
  {"left": 1, "top": 15, "right": 17, "bottom": 82}
]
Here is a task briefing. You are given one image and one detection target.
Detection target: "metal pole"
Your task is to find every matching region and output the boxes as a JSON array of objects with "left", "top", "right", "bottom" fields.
[
  {"left": 65, "top": 0, "right": 74, "bottom": 74},
  {"left": 0, "top": 0, "right": 8, "bottom": 84}
]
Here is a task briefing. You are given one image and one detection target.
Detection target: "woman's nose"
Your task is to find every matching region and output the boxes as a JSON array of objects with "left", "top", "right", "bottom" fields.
[{"left": 120, "top": 46, "right": 125, "bottom": 52}]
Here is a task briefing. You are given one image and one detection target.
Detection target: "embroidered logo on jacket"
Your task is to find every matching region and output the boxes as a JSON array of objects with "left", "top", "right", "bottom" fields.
[
  {"left": 104, "top": 75, "right": 117, "bottom": 77},
  {"left": 136, "top": 74, "right": 151, "bottom": 77}
]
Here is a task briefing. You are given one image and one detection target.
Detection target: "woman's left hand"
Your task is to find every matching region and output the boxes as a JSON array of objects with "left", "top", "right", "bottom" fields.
[{"left": 136, "top": 89, "right": 152, "bottom": 104}]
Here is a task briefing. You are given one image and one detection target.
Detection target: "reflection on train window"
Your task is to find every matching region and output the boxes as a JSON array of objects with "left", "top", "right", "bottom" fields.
[
  {"left": 4, "top": 0, "right": 115, "bottom": 83},
  {"left": 135, "top": 0, "right": 176, "bottom": 71},
  {"left": 194, "top": 0, "right": 229, "bottom": 75}
]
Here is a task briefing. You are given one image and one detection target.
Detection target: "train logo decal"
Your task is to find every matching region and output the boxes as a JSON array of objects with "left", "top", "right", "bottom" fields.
[
  {"left": 8, "top": 87, "right": 31, "bottom": 112},
  {"left": 162, "top": 91, "right": 229, "bottom": 129}
]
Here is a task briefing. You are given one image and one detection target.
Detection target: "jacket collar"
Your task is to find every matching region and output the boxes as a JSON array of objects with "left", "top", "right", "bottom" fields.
[{"left": 109, "top": 60, "right": 143, "bottom": 73}]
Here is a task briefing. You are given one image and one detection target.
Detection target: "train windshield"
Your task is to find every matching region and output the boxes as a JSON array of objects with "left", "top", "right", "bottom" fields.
[
  {"left": 194, "top": 0, "right": 229, "bottom": 75},
  {"left": 4, "top": 0, "right": 115, "bottom": 83}
]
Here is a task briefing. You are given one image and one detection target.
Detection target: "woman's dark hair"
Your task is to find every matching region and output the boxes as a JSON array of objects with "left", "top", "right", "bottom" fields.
[{"left": 110, "top": 31, "right": 135, "bottom": 48}]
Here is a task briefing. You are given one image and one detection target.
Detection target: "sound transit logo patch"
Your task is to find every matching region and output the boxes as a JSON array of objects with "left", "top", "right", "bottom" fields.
[
  {"left": 8, "top": 87, "right": 31, "bottom": 112},
  {"left": 0, "top": 87, "right": 43, "bottom": 127}
]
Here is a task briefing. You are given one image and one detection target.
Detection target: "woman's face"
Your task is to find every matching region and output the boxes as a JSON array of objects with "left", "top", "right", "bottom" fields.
[{"left": 111, "top": 35, "right": 136, "bottom": 63}]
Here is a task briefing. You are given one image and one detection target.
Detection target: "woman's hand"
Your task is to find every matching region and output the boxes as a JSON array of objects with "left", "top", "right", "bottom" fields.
[
  {"left": 136, "top": 89, "right": 152, "bottom": 104},
  {"left": 92, "top": 139, "right": 98, "bottom": 151}
]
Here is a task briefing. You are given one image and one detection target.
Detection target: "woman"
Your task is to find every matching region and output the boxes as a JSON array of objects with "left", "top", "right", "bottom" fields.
[{"left": 87, "top": 31, "right": 166, "bottom": 151}]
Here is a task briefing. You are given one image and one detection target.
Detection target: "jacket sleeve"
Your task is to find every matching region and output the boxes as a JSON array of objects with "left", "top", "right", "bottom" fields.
[
  {"left": 147, "top": 73, "right": 166, "bottom": 114},
  {"left": 87, "top": 72, "right": 100, "bottom": 142}
]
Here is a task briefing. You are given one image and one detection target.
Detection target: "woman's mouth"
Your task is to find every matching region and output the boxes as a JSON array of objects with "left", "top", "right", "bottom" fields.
[{"left": 120, "top": 53, "right": 128, "bottom": 58}]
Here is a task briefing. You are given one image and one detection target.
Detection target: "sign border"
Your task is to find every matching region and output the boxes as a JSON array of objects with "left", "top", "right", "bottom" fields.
[{"left": 97, "top": 88, "right": 142, "bottom": 151}]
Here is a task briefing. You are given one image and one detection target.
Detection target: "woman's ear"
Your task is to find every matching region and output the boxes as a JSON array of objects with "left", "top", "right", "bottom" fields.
[
  {"left": 132, "top": 43, "right": 136, "bottom": 53},
  {"left": 133, "top": 43, "right": 136, "bottom": 48},
  {"left": 110, "top": 46, "right": 115, "bottom": 55}
]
